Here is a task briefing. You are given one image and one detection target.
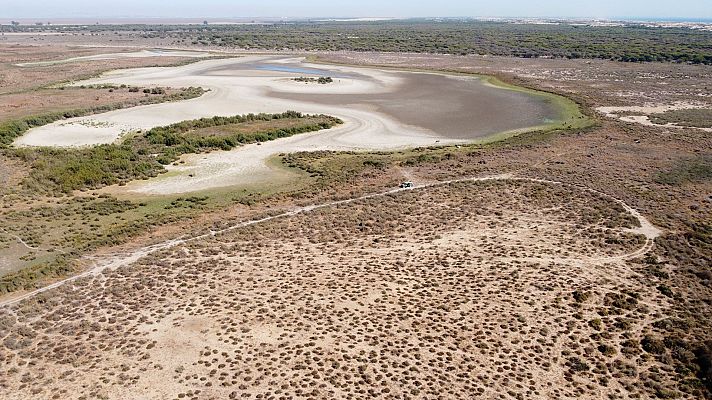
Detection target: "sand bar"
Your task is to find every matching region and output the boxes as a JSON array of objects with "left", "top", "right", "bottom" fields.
[{"left": 13, "top": 49, "right": 212, "bottom": 67}]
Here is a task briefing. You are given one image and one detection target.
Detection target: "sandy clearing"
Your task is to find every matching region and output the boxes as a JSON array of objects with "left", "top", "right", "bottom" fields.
[
  {"left": 123, "top": 110, "right": 447, "bottom": 194},
  {"left": 15, "top": 55, "right": 561, "bottom": 193},
  {"left": 596, "top": 102, "right": 712, "bottom": 132},
  {"left": 13, "top": 49, "right": 212, "bottom": 67}
]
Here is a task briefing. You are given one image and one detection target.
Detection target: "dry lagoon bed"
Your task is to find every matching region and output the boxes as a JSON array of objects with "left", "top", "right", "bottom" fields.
[{"left": 14, "top": 55, "right": 563, "bottom": 194}]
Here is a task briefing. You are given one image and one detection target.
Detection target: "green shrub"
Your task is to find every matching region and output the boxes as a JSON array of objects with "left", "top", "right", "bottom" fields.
[
  {"left": 598, "top": 344, "right": 617, "bottom": 356},
  {"left": 588, "top": 318, "right": 603, "bottom": 331},
  {"left": 572, "top": 290, "right": 591, "bottom": 303},
  {"left": 567, "top": 357, "right": 590, "bottom": 372},
  {"left": 0, "top": 257, "right": 75, "bottom": 294},
  {"left": 642, "top": 336, "right": 667, "bottom": 355},
  {"left": 658, "top": 284, "right": 674, "bottom": 298}
]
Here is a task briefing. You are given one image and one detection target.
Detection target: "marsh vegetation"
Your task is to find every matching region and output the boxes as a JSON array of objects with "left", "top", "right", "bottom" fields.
[
  {"left": 0, "top": 180, "right": 668, "bottom": 399},
  {"left": 649, "top": 108, "right": 712, "bottom": 129},
  {"left": 0, "top": 111, "right": 340, "bottom": 292}
]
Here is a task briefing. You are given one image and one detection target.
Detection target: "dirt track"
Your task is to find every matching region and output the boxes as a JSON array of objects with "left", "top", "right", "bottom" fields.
[{"left": 0, "top": 174, "right": 661, "bottom": 309}]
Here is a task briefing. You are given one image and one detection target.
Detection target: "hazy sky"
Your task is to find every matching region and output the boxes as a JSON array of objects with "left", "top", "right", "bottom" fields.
[{"left": 2, "top": 0, "right": 710, "bottom": 20}]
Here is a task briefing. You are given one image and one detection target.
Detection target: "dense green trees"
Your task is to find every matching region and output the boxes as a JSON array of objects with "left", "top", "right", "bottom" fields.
[
  {"left": 119, "top": 21, "right": 712, "bottom": 65},
  {"left": 5, "top": 21, "right": 709, "bottom": 64}
]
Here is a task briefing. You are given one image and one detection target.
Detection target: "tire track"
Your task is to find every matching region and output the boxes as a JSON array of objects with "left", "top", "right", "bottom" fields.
[{"left": 0, "top": 174, "right": 661, "bottom": 308}]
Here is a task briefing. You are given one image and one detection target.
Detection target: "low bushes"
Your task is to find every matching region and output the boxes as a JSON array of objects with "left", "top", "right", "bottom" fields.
[
  {"left": 18, "top": 111, "right": 342, "bottom": 194},
  {"left": 0, "top": 87, "right": 206, "bottom": 147},
  {"left": 0, "top": 257, "right": 75, "bottom": 294},
  {"left": 649, "top": 109, "right": 712, "bottom": 129},
  {"left": 655, "top": 155, "right": 712, "bottom": 186},
  {"left": 293, "top": 76, "right": 334, "bottom": 84}
]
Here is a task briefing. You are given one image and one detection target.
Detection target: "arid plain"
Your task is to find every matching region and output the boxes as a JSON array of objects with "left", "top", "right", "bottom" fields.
[{"left": 0, "top": 28, "right": 710, "bottom": 400}]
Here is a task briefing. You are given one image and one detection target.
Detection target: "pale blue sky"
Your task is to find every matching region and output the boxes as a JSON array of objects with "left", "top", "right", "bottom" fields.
[{"left": 2, "top": 0, "right": 710, "bottom": 20}]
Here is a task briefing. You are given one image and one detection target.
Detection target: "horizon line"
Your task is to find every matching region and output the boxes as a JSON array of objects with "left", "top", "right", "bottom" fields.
[{"left": 2, "top": 16, "right": 711, "bottom": 23}]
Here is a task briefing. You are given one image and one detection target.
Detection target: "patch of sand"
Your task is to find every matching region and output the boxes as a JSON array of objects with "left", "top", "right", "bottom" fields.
[{"left": 596, "top": 102, "right": 712, "bottom": 132}]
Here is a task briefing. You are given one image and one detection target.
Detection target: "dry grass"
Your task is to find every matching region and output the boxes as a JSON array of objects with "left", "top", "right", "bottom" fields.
[{"left": 649, "top": 108, "right": 712, "bottom": 129}]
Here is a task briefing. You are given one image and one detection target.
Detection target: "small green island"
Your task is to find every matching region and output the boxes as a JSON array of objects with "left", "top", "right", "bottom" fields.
[{"left": 293, "top": 76, "right": 334, "bottom": 84}]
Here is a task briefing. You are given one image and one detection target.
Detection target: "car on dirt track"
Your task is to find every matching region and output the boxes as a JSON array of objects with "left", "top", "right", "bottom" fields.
[{"left": 400, "top": 181, "right": 414, "bottom": 189}]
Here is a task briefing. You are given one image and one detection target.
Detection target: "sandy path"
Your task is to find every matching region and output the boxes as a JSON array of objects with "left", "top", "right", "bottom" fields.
[
  {"left": 2, "top": 233, "right": 39, "bottom": 251},
  {"left": 0, "top": 174, "right": 661, "bottom": 308}
]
